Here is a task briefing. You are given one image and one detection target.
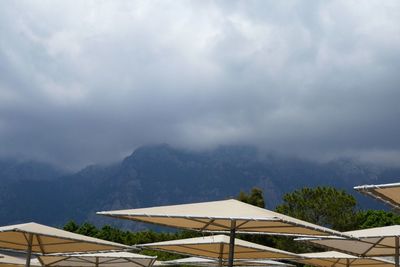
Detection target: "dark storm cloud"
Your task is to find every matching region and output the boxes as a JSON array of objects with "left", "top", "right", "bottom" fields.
[{"left": 0, "top": 1, "right": 399, "bottom": 169}]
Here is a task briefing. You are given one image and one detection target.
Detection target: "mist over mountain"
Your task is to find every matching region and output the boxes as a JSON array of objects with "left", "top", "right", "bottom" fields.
[
  {"left": 0, "top": 158, "right": 67, "bottom": 181},
  {"left": 0, "top": 144, "right": 399, "bottom": 229}
]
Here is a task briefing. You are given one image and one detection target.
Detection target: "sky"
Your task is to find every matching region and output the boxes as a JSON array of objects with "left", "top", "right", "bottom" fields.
[{"left": 0, "top": 1, "right": 399, "bottom": 169}]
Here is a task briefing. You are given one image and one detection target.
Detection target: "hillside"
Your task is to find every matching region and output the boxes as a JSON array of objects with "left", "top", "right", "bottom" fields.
[{"left": 0, "top": 144, "right": 399, "bottom": 229}]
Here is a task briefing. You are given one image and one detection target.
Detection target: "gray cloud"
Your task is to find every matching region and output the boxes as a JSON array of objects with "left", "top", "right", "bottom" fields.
[{"left": 0, "top": 0, "right": 399, "bottom": 169}]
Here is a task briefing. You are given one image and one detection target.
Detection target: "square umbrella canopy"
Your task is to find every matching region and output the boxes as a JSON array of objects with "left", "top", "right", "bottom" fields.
[
  {"left": 38, "top": 251, "right": 157, "bottom": 267},
  {"left": 97, "top": 199, "right": 346, "bottom": 267},
  {"left": 296, "top": 225, "right": 400, "bottom": 267},
  {"left": 354, "top": 182, "right": 400, "bottom": 211},
  {"left": 292, "top": 251, "right": 396, "bottom": 267},
  {"left": 161, "top": 256, "right": 294, "bottom": 267},
  {"left": 137, "top": 234, "right": 298, "bottom": 262},
  {"left": 97, "top": 199, "right": 344, "bottom": 237},
  {"left": 0, "top": 222, "right": 131, "bottom": 267},
  {"left": 0, "top": 253, "right": 41, "bottom": 267}
]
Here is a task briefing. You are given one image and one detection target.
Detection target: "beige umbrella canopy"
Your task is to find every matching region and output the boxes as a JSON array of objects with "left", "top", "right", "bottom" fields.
[
  {"left": 297, "top": 225, "right": 400, "bottom": 267},
  {"left": 162, "top": 257, "right": 294, "bottom": 267},
  {"left": 39, "top": 251, "right": 157, "bottom": 267},
  {"left": 0, "top": 222, "right": 131, "bottom": 267},
  {"left": 0, "top": 253, "right": 41, "bottom": 267},
  {"left": 97, "top": 199, "right": 344, "bottom": 237},
  {"left": 98, "top": 199, "right": 345, "bottom": 267},
  {"left": 354, "top": 182, "right": 400, "bottom": 211},
  {"left": 137, "top": 234, "right": 298, "bottom": 263},
  {"left": 293, "top": 251, "right": 396, "bottom": 267}
]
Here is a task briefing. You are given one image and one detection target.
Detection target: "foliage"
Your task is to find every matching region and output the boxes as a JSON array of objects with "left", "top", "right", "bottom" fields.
[
  {"left": 356, "top": 209, "right": 400, "bottom": 229},
  {"left": 237, "top": 187, "right": 265, "bottom": 208},
  {"left": 273, "top": 186, "right": 359, "bottom": 253},
  {"left": 236, "top": 187, "right": 275, "bottom": 247},
  {"left": 63, "top": 221, "right": 201, "bottom": 260},
  {"left": 276, "top": 186, "right": 358, "bottom": 231},
  {"left": 63, "top": 220, "right": 79, "bottom": 232},
  {"left": 76, "top": 222, "right": 99, "bottom": 237},
  {"left": 64, "top": 186, "right": 400, "bottom": 263}
]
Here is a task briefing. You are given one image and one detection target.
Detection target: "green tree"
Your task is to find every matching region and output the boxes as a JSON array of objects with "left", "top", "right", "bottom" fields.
[
  {"left": 276, "top": 186, "right": 358, "bottom": 231},
  {"left": 63, "top": 220, "right": 79, "bottom": 232},
  {"left": 237, "top": 187, "right": 275, "bottom": 247},
  {"left": 96, "top": 225, "right": 125, "bottom": 244},
  {"left": 76, "top": 222, "right": 99, "bottom": 237},
  {"left": 274, "top": 186, "right": 359, "bottom": 253},
  {"left": 356, "top": 210, "right": 400, "bottom": 229},
  {"left": 237, "top": 187, "right": 265, "bottom": 208}
]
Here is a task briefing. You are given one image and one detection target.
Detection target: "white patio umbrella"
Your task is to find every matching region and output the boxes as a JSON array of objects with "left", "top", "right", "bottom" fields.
[
  {"left": 354, "top": 182, "right": 400, "bottom": 211},
  {"left": 137, "top": 234, "right": 298, "bottom": 266},
  {"left": 292, "top": 251, "right": 396, "bottom": 267},
  {"left": 296, "top": 225, "right": 400, "bottom": 267},
  {"left": 162, "top": 256, "right": 294, "bottom": 267},
  {"left": 0, "top": 222, "right": 131, "bottom": 267},
  {"left": 38, "top": 251, "right": 156, "bottom": 267},
  {"left": 97, "top": 199, "right": 346, "bottom": 267},
  {"left": 0, "top": 253, "right": 41, "bottom": 267}
]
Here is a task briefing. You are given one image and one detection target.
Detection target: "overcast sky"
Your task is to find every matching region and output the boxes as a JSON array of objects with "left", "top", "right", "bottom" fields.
[{"left": 0, "top": 1, "right": 399, "bottom": 169}]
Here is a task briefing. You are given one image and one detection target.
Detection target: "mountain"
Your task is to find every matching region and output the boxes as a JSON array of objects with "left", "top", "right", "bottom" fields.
[
  {"left": 0, "top": 158, "right": 67, "bottom": 181},
  {"left": 0, "top": 144, "right": 399, "bottom": 229}
]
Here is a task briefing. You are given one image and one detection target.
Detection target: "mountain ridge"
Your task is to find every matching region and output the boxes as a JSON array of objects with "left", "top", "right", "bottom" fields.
[{"left": 0, "top": 144, "right": 398, "bottom": 229}]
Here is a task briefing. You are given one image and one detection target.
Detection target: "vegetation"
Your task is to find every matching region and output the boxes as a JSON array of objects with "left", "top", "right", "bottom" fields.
[
  {"left": 272, "top": 187, "right": 355, "bottom": 253},
  {"left": 237, "top": 186, "right": 400, "bottom": 253},
  {"left": 275, "top": 186, "right": 400, "bottom": 231},
  {"left": 237, "top": 187, "right": 265, "bottom": 208},
  {"left": 356, "top": 209, "right": 400, "bottom": 229},
  {"left": 276, "top": 187, "right": 359, "bottom": 231},
  {"left": 62, "top": 186, "right": 400, "bottom": 262},
  {"left": 236, "top": 187, "right": 275, "bottom": 247},
  {"left": 63, "top": 221, "right": 201, "bottom": 260}
]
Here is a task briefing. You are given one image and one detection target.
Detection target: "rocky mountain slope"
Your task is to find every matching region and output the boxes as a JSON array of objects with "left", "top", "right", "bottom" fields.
[{"left": 0, "top": 144, "right": 398, "bottom": 229}]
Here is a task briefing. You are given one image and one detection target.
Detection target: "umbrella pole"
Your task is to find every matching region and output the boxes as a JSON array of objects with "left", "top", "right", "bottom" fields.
[
  {"left": 218, "top": 243, "right": 224, "bottom": 267},
  {"left": 218, "top": 257, "right": 223, "bottom": 267},
  {"left": 346, "top": 258, "right": 350, "bottom": 267},
  {"left": 228, "top": 220, "right": 236, "bottom": 267},
  {"left": 395, "top": 236, "right": 399, "bottom": 267},
  {"left": 25, "top": 233, "right": 33, "bottom": 267}
]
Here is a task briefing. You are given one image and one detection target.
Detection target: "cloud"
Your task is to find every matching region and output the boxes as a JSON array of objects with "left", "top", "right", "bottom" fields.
[{"left": 0, "top": 0, "right": 399, "bottom": 169}]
